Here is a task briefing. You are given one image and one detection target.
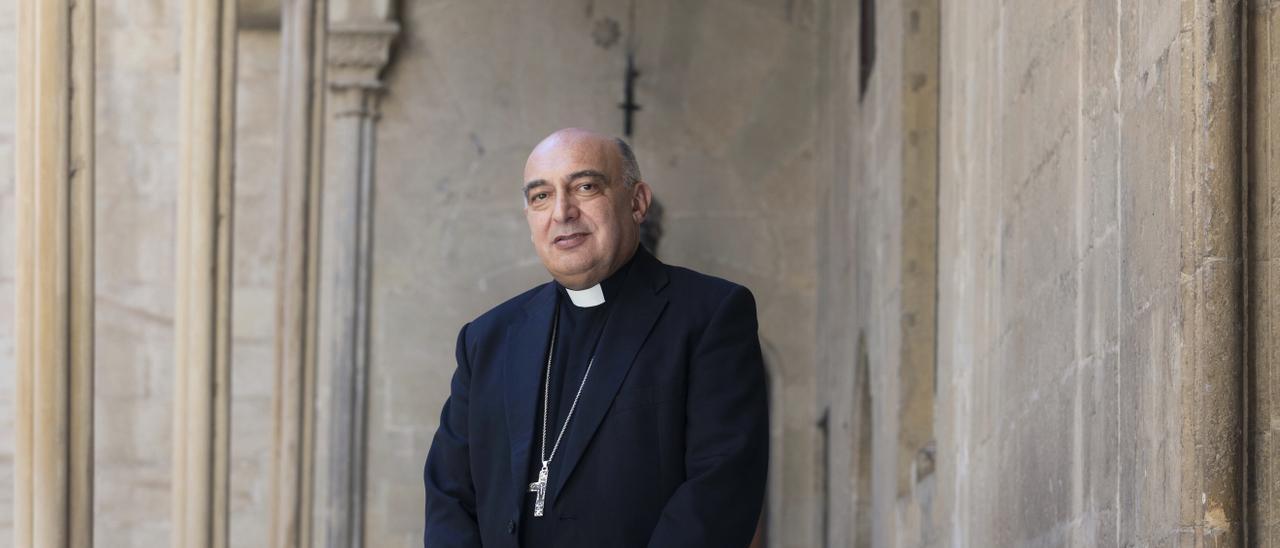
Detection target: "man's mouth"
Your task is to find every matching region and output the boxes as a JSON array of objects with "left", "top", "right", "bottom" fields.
[{"left": 553, "top": 232, "right": 589, "bottom": 249}]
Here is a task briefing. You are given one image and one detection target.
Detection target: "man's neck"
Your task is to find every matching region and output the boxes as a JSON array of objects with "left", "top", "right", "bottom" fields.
[
  {"left": 555, "top": 244, "right": 639, "bottom": 291},
  {"left": 564, "top": 284, "right": 606, "bottom": 307},
  {"left": 556, "top": 245, "right": 640, "bottom": 307}
]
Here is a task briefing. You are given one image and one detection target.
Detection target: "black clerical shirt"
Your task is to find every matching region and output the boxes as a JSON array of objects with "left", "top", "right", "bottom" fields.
[{"left": 518, "top": 256, "right": 635, "bottom": 546}]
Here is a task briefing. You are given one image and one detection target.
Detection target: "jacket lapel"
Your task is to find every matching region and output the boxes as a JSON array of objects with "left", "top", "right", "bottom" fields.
[
  {"left": 549, "top": 248, "right": 669, "bottom": 503},
  {"left": 504, "top": 283, "right": 557, "bottom": 501}
]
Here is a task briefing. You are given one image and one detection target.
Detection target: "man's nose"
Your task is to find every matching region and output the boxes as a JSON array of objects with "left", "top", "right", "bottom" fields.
[{"left": 552, "top": 193, "right": 578, "bottom": 223}]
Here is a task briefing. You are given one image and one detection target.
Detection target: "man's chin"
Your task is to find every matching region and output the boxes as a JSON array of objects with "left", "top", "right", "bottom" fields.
[
  {"left": 545, "top": 247, "right": 593, "bottom": 267},
  {"left": 546, "top": 262, "right": 603, "bottom": 288}
]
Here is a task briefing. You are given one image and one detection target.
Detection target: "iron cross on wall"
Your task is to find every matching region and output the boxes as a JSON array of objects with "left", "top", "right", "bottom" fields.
[{"left": 620, "top": 53, "right": 642, "bottom": 137}]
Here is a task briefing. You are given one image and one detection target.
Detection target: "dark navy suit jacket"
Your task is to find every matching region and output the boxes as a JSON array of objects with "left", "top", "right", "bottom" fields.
[{"left": 424, "top": 246, "right": 769, "bottom": 547}]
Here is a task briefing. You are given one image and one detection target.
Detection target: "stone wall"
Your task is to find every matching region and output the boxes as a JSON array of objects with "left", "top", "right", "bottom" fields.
[
  {"left": 815, "top": 0, "right": 919, "bottom": 544},
  {"left": 0, "top": 3, "right": 283, "bottom": 545},
  {"left": 228, "top": 29, "right": 284, "bottom": 548},
  {"left": 369, "top": 0, "right": 821, "bottom": 545},
  {"left": 819, "top": 0, "right": 1258, "bottom": 545},
  {"left": 90, "top": 8, "right": 283, "bottom": 546},
  {"left": 91, "top": 1, "right": 183, "bottom": 543},
  {"left": 812, "top": 0, "right": 866, "bottom": 543}
]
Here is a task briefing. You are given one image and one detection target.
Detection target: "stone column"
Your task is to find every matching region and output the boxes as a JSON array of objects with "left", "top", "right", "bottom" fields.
[
  {"left": 897, "top": 0, "right": 939, "bottom": 498},
  {"left": 172, "top": 0, "right": 238, "bottom": 546},
  {"left": 269, "top": 0, "right": 327, "bottom": 546},
  {"left": 1177, "top": 0, "right": 1244, "bottom": 541},
  {"left": 13, "top": 0, "right": 95, "bottom": 546},
  {"left": 1247, "top": 0, "right": 1280, "bottom": 542},
  {"left": 317, "top": 13, "right": 398, "bottom": 548}
]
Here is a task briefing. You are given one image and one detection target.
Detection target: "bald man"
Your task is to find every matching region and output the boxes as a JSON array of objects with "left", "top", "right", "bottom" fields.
[{"left": 424, "top": 129, "right": 769, "bottom": 547}]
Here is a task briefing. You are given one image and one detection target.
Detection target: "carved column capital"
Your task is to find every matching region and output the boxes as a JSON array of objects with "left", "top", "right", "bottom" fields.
[{"left": 327, "top": 20, "right": 399, "bottom": 92}]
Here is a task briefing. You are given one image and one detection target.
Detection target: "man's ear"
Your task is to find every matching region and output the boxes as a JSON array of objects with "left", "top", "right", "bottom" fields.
[{"left": 631, "top": 181, "right": 653, "bottom": 223}]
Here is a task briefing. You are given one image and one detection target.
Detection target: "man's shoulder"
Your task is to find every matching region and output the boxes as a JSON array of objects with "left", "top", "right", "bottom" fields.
[
  {"left": 653, "top": 260, "right": 760, "bottom": 338},
  {"left": 664, "top": 262, "right": 736, "bottom": 291},
  {"left": 465, "top": 282, "right": 550, "bottom": 333},
  {"left": 659, "top": 261, "right": 752, "bottom": 311}
]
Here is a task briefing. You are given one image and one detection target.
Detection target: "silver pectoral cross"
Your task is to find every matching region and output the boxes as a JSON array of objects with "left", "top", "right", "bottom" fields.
[{"left": 528, "top": 462, "right": 550, "bottom": 517}]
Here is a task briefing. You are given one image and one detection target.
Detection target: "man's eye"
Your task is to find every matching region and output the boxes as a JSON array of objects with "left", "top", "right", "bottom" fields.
[
  {"left": 532, "top": 192, "right": 549, "bottom": 202},
  {"left": 578, "top": 183, "right": 597, "bottom": 192}
]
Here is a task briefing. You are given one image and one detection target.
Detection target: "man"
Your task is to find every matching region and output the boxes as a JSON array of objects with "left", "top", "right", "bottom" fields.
[{"left": 424, "top": 128, "right": 769, "bottom": 547}]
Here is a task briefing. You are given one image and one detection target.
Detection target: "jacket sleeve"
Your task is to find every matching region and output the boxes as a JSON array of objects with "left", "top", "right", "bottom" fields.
[
  {"left": 647, "top": 285, "right": 770, "bottom": 548},
  {"left": 423, "top": 323, "right": 484, "bottom": 547}
]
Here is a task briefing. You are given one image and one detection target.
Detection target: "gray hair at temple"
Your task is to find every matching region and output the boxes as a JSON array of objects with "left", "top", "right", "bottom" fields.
[
  {"left": 615, "top": 138, "right": 642, "bottom": 188},
  {"left": 639, "top": 196, "right": 664, "bottom": 255}
]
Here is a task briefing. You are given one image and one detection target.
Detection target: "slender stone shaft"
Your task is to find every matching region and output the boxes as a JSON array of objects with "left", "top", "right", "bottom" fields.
[
  {"left": 1247, "top": 0, "right": 1280, "bottom": 543},
  {"left": 1178, "top": 0, "right": 1244, "bottom": 541},
  {"left": 14, "top": 0, "right": 96, "bottom": 546},
  {"left": 270, "top": 0, "right": 327, "bottom": 546},
  {"left": 319, "top": 17, "right": 398, "bottom": 548},
  {"left": 172, "top": 0, "right": 237, "bottom": 546}
]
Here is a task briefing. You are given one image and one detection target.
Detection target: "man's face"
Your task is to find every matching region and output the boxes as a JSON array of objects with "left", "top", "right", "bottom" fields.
[{"left": 522, "top": 131, "right": 649, "bottom": 289}]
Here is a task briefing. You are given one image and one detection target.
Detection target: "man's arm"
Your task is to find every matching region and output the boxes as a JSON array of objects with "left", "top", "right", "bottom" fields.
[
  {"left": 647, "top": 285, "right": 770, "bottom": 548},
  {"left": 423, "top": 324, "right": 484, "bottom": 547}
]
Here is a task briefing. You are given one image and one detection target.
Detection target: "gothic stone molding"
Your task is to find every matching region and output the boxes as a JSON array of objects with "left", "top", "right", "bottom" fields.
[{"left": 327, "top": 20, "right": 399, "bottom": 91}]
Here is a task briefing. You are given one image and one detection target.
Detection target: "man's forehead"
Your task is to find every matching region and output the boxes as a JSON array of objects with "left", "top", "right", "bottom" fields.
[{"left": 524, "top": 135, "right": 617, "bottom": 180}]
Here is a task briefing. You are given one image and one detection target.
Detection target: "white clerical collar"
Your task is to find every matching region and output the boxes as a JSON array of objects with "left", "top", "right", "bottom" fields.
[{"left": 564, "top": 284, "right": 606, "bottom": 308}]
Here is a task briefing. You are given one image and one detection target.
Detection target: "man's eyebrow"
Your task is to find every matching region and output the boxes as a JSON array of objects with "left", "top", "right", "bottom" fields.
[
  {"left": 566, "top": 169, "right": 608, "bottom": 182},
  {"left": 522, "top": 171, "right": 607, "bottom": 197},
  {"left": 522, "top": 179, "right": 548, "bottom": 196}
]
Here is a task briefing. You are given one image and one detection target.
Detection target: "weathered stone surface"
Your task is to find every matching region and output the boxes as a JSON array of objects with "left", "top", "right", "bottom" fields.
[
  {"left": 1248, "top": 1, "right": 1280, "bottom": 544},
  {"left": 9, "top": 8, "right": 280, "bottom": 544},
  {"left": 817, "top": 0, "right": 1250, "bottom": 546},
  {"left": 229, "top": 29, "right": 283, "bottom": 548}
]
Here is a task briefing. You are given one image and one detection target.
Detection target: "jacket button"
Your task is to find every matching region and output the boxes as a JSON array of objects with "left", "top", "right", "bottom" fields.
[{"left": 507, "top": 520, "right": 515, "bottom": 534}]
